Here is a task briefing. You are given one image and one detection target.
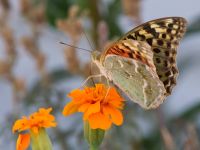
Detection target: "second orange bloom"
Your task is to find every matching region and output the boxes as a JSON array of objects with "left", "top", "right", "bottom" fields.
[{"left": 63, "top": 84, "right": 124, "bottom": 130}]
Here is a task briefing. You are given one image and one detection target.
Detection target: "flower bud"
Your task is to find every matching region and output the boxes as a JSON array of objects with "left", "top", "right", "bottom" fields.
[
  {"left": 84, "top": 121, "right": 105, "bottom": 150},
  {"left": 30, "top": 128, "right": 52, "bottom": 150}
]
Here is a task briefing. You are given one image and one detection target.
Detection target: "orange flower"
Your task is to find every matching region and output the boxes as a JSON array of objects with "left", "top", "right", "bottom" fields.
[
  {"left": 63, "top": 84, "right": 124, "bottom": 130},
  {"left": 12, "top": 108, "right": 56, "bottom": 150},
  {"left": 16, "top": 134, "right": 30, "bottom": 150},
  {"left": 13, "top": 107, "right": 57, "bottom": 134}
]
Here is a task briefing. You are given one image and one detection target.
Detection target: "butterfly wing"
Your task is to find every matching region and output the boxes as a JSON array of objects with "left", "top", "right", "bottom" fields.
[
  {"left": 104, "top": 54, "right": 166, "bottom": 109},
  {"left": 118, "top": 17, "right": 187, "bottom": 95},
  {"left": 104, "top": 39, "right": 155, "bottom": 69},
  {"left": 96, "top": 17, "right": 187, "bottom": 108},
  {"left": 102, "top": 40, "right": 165, "bottom": 109}
]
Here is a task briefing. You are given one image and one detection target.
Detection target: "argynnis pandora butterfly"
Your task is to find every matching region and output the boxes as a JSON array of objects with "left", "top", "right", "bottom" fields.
[{"left": 92, "top": 17, "right": 187, "bottom": 109}]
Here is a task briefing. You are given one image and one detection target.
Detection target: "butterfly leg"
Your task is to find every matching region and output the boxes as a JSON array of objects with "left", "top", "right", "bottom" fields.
[
  {"left": 81, "top": 74, "right": 104, "bottom": 87},
  {"left": 104, "top": 77, "right": 111, "bottom": 100},
  {"left": 83, "top": 74, "right": 111, "bottom": 99}
]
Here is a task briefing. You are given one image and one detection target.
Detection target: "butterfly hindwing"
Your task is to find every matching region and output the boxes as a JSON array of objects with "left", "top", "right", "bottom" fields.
[
  {"left": 104, "top": 54, "right": 166, "bottom": 109},
  {"left": 102, "top": 40, "right": 166, "bottom": 109},
  {"left": 119, "top": 17, "right": 187, "bottom": 95}
]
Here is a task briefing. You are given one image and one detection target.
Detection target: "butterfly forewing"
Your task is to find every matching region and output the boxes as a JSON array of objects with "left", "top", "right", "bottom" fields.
[
  {"left": 104, "top": 39, "right": 155, "bottom": 68},
  {"left": 119, "top": 17, "right": 187, "bottom": 95}
]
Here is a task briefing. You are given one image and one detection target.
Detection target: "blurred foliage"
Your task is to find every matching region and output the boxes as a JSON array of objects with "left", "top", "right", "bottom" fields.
[
  {"left": 45, "top": 0, "right": 200, "bottom": 39},
  {"left": 1, "top": 0, "right": 200, "bottom": 149},
  {"left": 46, "top": 0, "right": 72, "bottom": 26},
  {"left": 25, "top": 0, "right": 200, "bottom": 149},
  {"left": 45, "top": 0, "right": 200, "bottom": 40},
  {"left": 104, "top": 0, "right": 122, "bottom": 38},
  {"left": 46, "top": 0, "right": 122, "bottom": 39}
]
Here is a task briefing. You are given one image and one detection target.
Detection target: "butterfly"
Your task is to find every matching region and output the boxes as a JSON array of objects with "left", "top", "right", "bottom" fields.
[{"left": 91, "top": 17, "right": 187, "bottom": 109}]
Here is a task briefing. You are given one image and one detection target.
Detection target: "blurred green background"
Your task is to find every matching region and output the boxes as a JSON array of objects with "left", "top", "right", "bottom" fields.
[{"left": 0, "top": 0, "right": 200, "bottom": 149}]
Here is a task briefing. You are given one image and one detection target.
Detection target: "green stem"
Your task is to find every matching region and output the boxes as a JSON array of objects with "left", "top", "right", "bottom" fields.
[
  {"left": 30, "top": 128, "right": 52, "bottom": 150},
  {"left": 84, "top": 121, "right": 105, "bottom": 150},
  {"left": 90, "top": 145, "right": 98, "bottom": 150}
]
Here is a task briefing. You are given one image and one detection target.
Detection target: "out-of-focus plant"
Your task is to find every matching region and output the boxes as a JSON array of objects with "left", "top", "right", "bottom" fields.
[
  {"left": 62, "top": 84, "right": 124, "bottom": 149},
  {"left": 12, "top": 108, "right": 57, "bottom": 150},
  {"left": 0, "top": 0, "right": 200, "bottom": 150}
]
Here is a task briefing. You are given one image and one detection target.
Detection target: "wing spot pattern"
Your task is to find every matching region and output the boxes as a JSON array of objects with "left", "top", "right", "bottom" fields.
[
  {"left": 153, "top": 48, "right": 161, "bottom": 53},
  {"left": 157, "top": 40, "right": 164, "bottom": 46},
  {"left": 146, "top": 38, "right": 153, "bottom": 45},
  {"left": 156, "top": 58, "right": 161, "bottom": 63},
  {"left": 165, "top": 71, "right": 172, "bottom": 77},
  {"left": 162, "top": 34, "right": 166, "bottom": 39}
]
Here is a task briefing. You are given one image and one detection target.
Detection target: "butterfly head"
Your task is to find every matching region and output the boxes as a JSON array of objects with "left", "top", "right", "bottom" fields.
[
  {"left": 91, "top": 50, "right": 101, "bottom": 63},
  {"left": 91, "top": 50, "right": 109, "bottom": 79}
]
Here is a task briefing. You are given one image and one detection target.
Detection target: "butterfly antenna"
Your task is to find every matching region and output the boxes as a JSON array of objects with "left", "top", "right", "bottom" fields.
[
  {"left": 82, "top": 29, "right": 95, "bottom": 51},
  {"left": 82, "top": 29, "right": 98, "bottom": 85},
  {"left": 59, "top": 42, "right": 92, "bottom": 53}
]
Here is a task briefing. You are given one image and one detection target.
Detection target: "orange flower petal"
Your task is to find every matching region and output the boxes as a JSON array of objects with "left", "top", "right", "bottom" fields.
[
  {"left": 62, "top": 101, "right": 79, "bottom": 116},
  {"left": 107, "top": 88, "right": 124, "bottom": 108},
  {"left": 83, "top": 101, "right": 100, "bottom": 120},
  {"left": 88, "top": 112, "right": 111, "bottom": 130},
  {"left": 12, "top": 117, "right": 30, "bottom": 133},
  {"left": 68, "top": 89, "right": 85, "bottom": 101},
  {"left": 16, "top": 133, "right": 30, "bottom": 150},
  {"left": 31, "top": 126, "right": 39, "bottom": 134},
  {"left": 103, "top": 105, "right": 123, "bottom": 125},
  {"left": 63, "top": 84, "right": 124, "bottom": 130},
  {"left": 13, "top": 108, "right": 56, "bottom": 135},
  {"left": 78, "top": 102, "right": 91, "bottom": 112},
  {"left": 38, "top": 108, "right": 52, "bottom": 114}
]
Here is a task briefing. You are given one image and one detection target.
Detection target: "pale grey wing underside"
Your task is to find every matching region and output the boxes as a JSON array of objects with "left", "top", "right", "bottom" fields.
[{"left": 104, "top": 55, "right": 166, "bottom": 109}]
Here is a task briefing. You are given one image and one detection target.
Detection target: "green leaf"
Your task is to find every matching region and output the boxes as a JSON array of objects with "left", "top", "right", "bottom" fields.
[
  {"left": 104, "top": 0, "right": 122, "bottom": 38},
  {"left": 46, "top": 0, "right": 72, "bottom": 26}
]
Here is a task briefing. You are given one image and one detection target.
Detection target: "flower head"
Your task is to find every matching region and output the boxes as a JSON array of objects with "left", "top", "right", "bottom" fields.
[
  {"left": 63, "top": 84, "right": 124, "bottom": 130},
  {"left": 16, "top": 134, "right": 30, "bottom": 150},
  {"left": 13, "top": 107, "right": 57, "bottom": 134},
  {"left": 12, "top": 107, "right": 56, "bottom": 150}
]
